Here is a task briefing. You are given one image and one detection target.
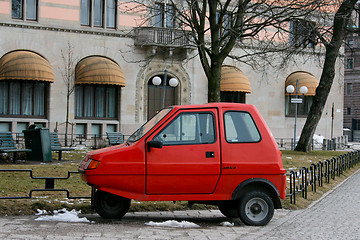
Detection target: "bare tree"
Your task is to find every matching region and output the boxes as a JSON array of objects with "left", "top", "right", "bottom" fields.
[
  {"left": 295, "top": 0, "right": 358, "bottom": 151},
  {"left": 130, "top": 0, "right": 352, "bottom": 151},
  {"left": 169, "top": 0, "right": 333, "bottom": 102},
  {"left": 60, "top": 42, "right": 77, "bottom": 146}
]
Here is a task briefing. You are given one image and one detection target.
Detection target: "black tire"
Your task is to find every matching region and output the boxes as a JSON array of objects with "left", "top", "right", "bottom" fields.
[
  {"left": 238, "top": 191, "right": 274, "bottom": 226},
  {"left": 218, "top": 202, "right": 239, "bottom": 218},
  {"left": 94, "top": 190, "right": 131, "bottom": 219}
]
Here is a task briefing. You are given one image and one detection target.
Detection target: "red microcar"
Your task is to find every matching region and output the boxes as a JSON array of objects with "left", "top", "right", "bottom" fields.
[{"left": 79, "top": 103, "right": 286, "bottom": 226}]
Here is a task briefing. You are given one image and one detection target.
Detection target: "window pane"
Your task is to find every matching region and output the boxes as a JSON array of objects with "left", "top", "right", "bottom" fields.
[
  {"left": 224, "top": 112, "right": 260, "bottom": 143},
  {"left": 199, "top": 113, "right": 215, "bottom": 144},
  {"left": 95, "top": 87, "right": 105, "bottom": 117},
  {"left": 106, "top": 0, "right": 116, "bottom": 28},
  {"left": 84, "top": 85, "right": 94, "bottom": 117},
  {"left": 286, "top": 96, "right": 313, "bottom": 116},
  {"left": 75, "top": 85, "right": 84, "bottom": 117},
  {"left": 154, "top": 113, "right": 215, "bottom": 145},
  {"left": 154, "top": 3, "right": 163, "bottom": 27},
  {"left": 26, "top": 0, "right": 37, "bottom": 20},
  {"left": 155, "top": 113, "right": 197, "bottom": 144},
  {"left": 166, "top": 4, "right": 174, "bottom": 28},
  {"left": 81, "top": 0, "right": 91, "bottom": 25},
  {"left": 94, "top": 0, "right": 104, "bottom": 27},
  {"left": 0, "top": 81, "right": 8, "bottom": 115},
  {"left": 76, "top": 124, "right": 86, "bottom": 136},
  {"left": 347, "top": 58, "right": 354, "bottom": 69},
  {"left": 34, "top": 82, "right": 45, "bottom": 116},
  {"left": 9, "top": 82, "right": 21, "bottom": 115},
  {"left": 12, "top": 0, "right": 22, "bottom": 19},
  {"left": 106, "top": 87, "right": 116, "bottom": 118},
  {"left": 22, "top": 82, "right": 33, "bottom": 115},
  {"left": 107, "top": 124, "right": 116, "bottom": 132},
  {"left": 17, "top": 122, "right": 28, "bottom": 134},
  {"left": 92, "top": 124, "right": 101, "bottom": 136},
  {"left": 0, "top": 123, "right": 11, "bottom": 131}
]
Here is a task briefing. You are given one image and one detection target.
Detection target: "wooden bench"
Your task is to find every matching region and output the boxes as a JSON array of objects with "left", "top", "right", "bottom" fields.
[
  {"left": 0, "top": 132, "right": 32, "bottom": 163},
  {"left": 50, "top": 132, "right": 75, "bottom": 160},
  {"left": 106, "top": 132, "right": 124, "bottom": 146}
]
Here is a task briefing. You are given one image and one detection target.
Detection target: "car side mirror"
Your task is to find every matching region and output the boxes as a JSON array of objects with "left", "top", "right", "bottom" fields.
[{"left": 147, "top": 140, "right": 163, "bottom": 152}]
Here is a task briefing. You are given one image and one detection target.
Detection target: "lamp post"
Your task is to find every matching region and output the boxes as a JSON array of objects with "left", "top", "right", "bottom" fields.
[
  {"left": 152, "top": 70, "right": 179, "bottom": 109},
  {"left": 286, "top": 79, "right": 308, "bottom": 149}
]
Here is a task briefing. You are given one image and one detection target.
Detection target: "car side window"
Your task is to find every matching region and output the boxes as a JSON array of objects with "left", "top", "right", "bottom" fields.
[
  {"left": 154, "top": 112, "right": 215, "bottom": 145},
  {"left": 224, "top": 111, "right": 261, "bottom": 143}
]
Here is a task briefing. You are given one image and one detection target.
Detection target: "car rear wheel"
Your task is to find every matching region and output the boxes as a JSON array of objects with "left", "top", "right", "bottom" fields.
[
  {"left": 94, "top": 190, "right": 131, "bottom": 219},
  {"left": 218, "top": 202, "right": 239, "bottom": 218},
  {"left": 238, "top": 191, "right": 274, "bottom": 226}
]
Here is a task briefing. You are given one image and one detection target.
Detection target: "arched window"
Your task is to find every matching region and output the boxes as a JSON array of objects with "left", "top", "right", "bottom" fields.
[
  {"left": 75, "top": 56, "right": 125, "bottom": 119},
  {"left": 285, "top": 71, "right": 319, "bottom": 116},
  {"left": 220, "top": 65, "right": 251, "bottom": 103},
  {"left": 0, "top": 50, "right": 53, "bottom": 118}
]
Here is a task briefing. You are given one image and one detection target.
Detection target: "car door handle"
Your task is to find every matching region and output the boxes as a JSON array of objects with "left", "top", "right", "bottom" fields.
[{"left": 206, "top": 151, "right": 215, "bottom": 158}]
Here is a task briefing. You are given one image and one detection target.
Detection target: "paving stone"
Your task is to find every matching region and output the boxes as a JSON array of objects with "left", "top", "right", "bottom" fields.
[{"left": 0, "top": 170, "right": 359, "bottom": 239}]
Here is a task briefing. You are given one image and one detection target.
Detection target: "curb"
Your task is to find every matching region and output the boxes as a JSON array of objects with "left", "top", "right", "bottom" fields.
[{"left": 307, "top": 167, "right": 360, "bottom": 208}]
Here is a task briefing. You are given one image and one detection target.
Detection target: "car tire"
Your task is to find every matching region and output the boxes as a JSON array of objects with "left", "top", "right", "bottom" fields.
[
  {"left": 94, "top": 190, "right": 131, "bottom": 219},
  {"left": 218, "top": 202, "right": 239, "bottom": 218},
  {"left": 238, "top": 191, "right": 274, "bottom": 226}
]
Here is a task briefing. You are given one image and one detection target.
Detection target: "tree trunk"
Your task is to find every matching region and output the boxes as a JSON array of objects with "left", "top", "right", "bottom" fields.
[
  {"left": 295, "top": 0, "right": 357, "bottom": 152},
  {"left": 207, "top": 64, "right": 222, "bottom": 102},
  {"left": 65, "top": 92, "right": 70, "bottom": 146}
]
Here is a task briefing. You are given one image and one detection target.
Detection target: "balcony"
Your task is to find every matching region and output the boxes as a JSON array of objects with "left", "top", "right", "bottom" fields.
[{"left": 133, "top": 27, "right": 191, "bottom": 48}]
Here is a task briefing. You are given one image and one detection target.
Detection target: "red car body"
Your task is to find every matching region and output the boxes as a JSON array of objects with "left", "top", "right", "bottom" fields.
[{"left": 79, "top": 103, "right": 286, "bottom": 225}]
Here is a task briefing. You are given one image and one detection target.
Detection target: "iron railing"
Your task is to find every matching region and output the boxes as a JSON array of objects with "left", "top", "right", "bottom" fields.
[
  {"left": 287, "top": 150, "right": 360, "bottom": 204},
  {"left": 133, "top": 27, "right": 191, "bottom": 48},
  {"left": 0, "top": 169, "right": 93, "bottom": 200}
]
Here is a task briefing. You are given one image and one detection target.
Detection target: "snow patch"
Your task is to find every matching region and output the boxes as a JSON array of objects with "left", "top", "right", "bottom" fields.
[
  {"left": 220, "top": 221, "right": 234, "bottom": 227},
  {"left": 35, "top": 209, "right": 91, "bottom": 223},
  {"left": 145, "top": 220, "right": 200, "bottom": 228}
]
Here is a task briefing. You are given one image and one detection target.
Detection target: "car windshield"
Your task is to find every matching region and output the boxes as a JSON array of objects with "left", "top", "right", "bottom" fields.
[{"left": 127, "top": 108, "right": 172, "bottom": 142}]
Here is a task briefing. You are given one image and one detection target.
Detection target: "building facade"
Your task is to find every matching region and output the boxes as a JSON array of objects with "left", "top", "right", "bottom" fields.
[
  {"left": 344, "top": 34, "right": 360, "bottom": 141},
  {"left": 0, "top": 0, "right": 344, "bottom": 145}
]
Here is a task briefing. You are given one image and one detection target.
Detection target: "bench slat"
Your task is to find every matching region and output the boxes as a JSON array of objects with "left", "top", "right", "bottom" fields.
[
  {"left": 107, "top": 132, "right": 124, "bottom": 145},
  {"left": 0, "top": 132, "right": 32, "bottom": 162},
  {"left": 49, "top": 132, "right": 75, "bottom": 160}
]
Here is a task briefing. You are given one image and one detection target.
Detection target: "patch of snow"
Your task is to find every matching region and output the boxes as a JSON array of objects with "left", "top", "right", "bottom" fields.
[
  {"left": 35, "top": 209, "right": 48, "bottom": 215},
  {"left": 35, "top": 209, "right": 91, "bottom": 223},
  {"left": 145, "top": 220, "right": 200, "bottom": 228},
  {"left": 313, "top": 134, "right": 325, "bottom": 148},
  {"left": 220, "top": 221, "right": 234, "bottom": 227}
]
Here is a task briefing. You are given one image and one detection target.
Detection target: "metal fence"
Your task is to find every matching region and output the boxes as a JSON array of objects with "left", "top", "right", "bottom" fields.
[
  {"left": 287, "top": 150, "right": 360, "bottom": 204},
  {"left": 13, "top": 132, "right": 129, "bottom": 149},
  {"left": 0, "top": 169, "right": 94, "bottom": 200}
]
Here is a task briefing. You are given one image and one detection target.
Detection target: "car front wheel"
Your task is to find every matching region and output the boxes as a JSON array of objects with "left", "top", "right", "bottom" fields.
[
  {"left": 94, "top": 190, "right": 131, "bottom": 219},
  {"left": 238, "top": 191, "right": 274, "bottom": 226}
]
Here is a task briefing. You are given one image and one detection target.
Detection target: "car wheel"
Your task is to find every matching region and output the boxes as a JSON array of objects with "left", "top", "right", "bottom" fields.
[
  {"left": 238, "top": 191, "right": 274, "bottom": 226},
  {"left": 94, "top": 190, "right": 131, "bottom": 219},
  {"left": 218, "top": 202, "right": 239, "bottom": 218}
]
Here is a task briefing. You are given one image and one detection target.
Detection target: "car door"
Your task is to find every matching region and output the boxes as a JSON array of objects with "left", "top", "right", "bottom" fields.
[{"left": 146, "top": 108, "right": 221, "bottom": 195}]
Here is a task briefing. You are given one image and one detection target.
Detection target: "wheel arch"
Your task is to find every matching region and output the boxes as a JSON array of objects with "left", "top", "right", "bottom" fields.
[{"left": 231, "top": 178, "right": 282, "bottom": 209}]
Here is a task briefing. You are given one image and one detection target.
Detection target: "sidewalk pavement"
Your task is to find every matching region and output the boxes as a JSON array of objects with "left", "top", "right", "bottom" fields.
[{"left": 0, "top": 169, "right": 359, "bottom": 239}]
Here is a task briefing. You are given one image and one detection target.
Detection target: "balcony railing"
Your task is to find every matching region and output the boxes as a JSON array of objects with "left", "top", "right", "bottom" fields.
[{"left": 133, "top": 27, "right": 191, "bottom": 48}]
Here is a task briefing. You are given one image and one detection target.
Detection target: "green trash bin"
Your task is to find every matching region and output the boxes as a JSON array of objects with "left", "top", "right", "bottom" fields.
[{"left": 23, "top": 126, "right": 52, "bottom": 162}]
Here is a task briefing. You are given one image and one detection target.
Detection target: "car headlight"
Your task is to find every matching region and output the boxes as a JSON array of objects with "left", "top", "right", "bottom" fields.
[{"left": 79, "top": 156, "right": 100, "bottom": 171}]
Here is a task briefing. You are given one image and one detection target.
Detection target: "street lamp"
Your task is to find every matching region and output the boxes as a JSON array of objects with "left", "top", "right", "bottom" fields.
[
  {"left": 286, "top": 79, "right": 308, "bottom": 149},
  {"left": 152, "top": 70, "right": 179, "bottom": 108}
]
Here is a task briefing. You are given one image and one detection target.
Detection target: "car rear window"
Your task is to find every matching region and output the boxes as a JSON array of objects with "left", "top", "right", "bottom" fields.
[{"left": 224, "top": 111, "right": 261, "bottom": 143}]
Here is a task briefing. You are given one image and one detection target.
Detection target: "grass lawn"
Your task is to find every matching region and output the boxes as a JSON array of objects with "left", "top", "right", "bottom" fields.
[{"left": 0, "top": 149, "right": 358, "bottom": 215}]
